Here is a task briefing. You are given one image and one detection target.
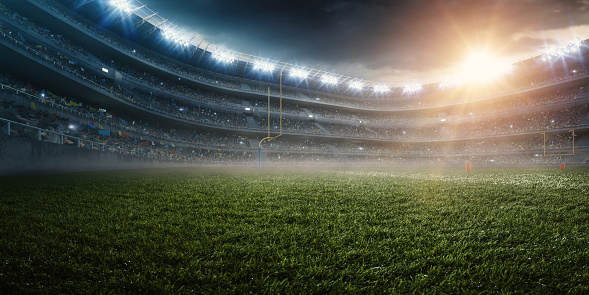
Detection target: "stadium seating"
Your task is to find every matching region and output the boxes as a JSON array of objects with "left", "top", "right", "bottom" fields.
[{"left": 0, "top": 0, "right": 588, "bottom": 168}]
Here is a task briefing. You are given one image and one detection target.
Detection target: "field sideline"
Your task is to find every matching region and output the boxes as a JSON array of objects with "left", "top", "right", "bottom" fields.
[{"left": 1, "top": 166, "right": 588, "bottom": 294}]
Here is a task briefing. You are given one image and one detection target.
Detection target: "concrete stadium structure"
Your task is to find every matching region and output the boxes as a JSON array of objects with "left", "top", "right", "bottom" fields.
[{"left": 1, "top": 0, "right": 589, "bottom": 174}]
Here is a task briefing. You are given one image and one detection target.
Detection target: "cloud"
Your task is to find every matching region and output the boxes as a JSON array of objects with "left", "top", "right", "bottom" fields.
[{"left": 145, "top": 0, "right": 589, "bottom": 83}]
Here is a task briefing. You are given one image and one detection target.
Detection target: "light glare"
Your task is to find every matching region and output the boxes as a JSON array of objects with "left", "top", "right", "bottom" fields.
[
  {"left": 373, "top": 84, "right": 389, "bottom": 93},
  {"left": 458, "top": 50, "right": 512, "bottom": 82},
  {"left": 212, "top": 50, "right": 235, "bottom": 63},
  {"left": 403, "top": 83, "right": 422, "bottom": 93},
  {"left": 349, "top": 81, "right": 363, "bottom": 90},
  {"left": 110, "top": 0, "right": 132, "bottom": 12},
  {"left": 290, "top": 68, "right": 308, "bottom": 79},
  {"left": 253, "top": 60, "right": 275, "bottom": 72},
  {"left": 161, "top": 28, "right": 190, "bottom": 46},
  {"left": 321, "top": 75, "right": 338, "bottom": 85}
]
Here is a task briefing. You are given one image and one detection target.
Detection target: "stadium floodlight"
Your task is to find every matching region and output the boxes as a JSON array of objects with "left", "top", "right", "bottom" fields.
[
  {"left": 162, "top": 27, "right": 178, "bottom": 41},
  {"left": 403, "top": 83, "right": 422, "bottom": 93},
  {"left": 373, "top": 84, "right": 390, "bottom": 93},
  {"left": 566, "top": 45, "right": 573, "bottom": 53},
  {"left": 321, "top": 75, "right": 338, "bottom": 85},
  {"left": 543, "top": 40, "right": 584, "bottom": 61},
  {"left": 175, "top": 36, "right": 190, "bottom": 47},
  {"left": 170, "top": 33, "right": 190, "bottom": 46},
  {"left": 439, "top": 76, "right": 462, "bottom": 88},
  {"left": 212, "top": 50, "right": 235, "bottom": 63},
  {"left": 161, "top": 27, "right": 190, "bottom": 46},
  {"left": 290, "top": 68, "right": 308, "bottom": 79},
  {"left": 568, "top": 40, "right": 582, "bottom": 52},
  {"left": 349, "top": 81, "right": 363, "bottom": 90},
  {"left": 253, "top": 60, "right": 275, "bottom": 72},
  {"left": 110, "top": 0, "right": 132, "bottom": 12}
]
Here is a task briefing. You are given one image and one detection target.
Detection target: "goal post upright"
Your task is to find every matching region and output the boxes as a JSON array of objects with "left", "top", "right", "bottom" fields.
[
  {"left": 541, "top": 130, "right": 575, "bottom": 167},
  {"left": 258, "top": 70, "right": 284, "bottom": 168},
  {"left": 542, "top": 132, "right": 546, "bottom": 156},
  {"left": 571, "top": 129, "right": 575, "bottom": 156}
]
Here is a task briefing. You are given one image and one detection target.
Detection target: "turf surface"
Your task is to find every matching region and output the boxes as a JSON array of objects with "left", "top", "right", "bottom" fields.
[{"left": 1, "top": 166, "right": 588, "bottom": 294}]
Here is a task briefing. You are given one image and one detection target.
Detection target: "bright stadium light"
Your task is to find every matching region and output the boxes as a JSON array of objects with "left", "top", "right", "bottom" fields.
[
  {"left": 179, "top": 39, "right": 189, "bottom": 46},
  {"left": 161, "top": 27, "right": 190, "bottom": 46},
  {"left": 162, "top": 27, "right": 178, "bottom": 41},
  {"left": 349, "top": 81, "right": 363, "bottom": 90},
  {"left": 110, "top": 0, "right": 132, "bottom": 12},
  {"left": 373, "top": 84, "right": 390, "bottom": 93},
  {"left": 403, "top": 83, "right": 422, "bottom": 93},
  {"left": 253, "top": 60, "right": 275, "bottom": 72},
  {"left": 212, "top": 50, "right": 235, "bottom": 63},
  {"left": 172, "top": 34, "right": 190, "bottom": 46},
  {"left": 321, "top": 75, "right": 338, "bottom": 85},
  {"left": 439, "top": 76, "right": 462, "bottom": 88},
  {"left": 566, "top": 44, "right": 575, "bottom": 53},
  {"left": 290, "top": 68, "right": 308, "bottom": 79},
  {"left": 543, "top": 40, "right": 584, "bottom": 62},
  {"left": 457, "top": 50, "right": 512, "bottom": 82}
]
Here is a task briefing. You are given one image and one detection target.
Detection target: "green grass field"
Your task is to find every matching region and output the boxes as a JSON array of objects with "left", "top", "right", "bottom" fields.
[{"left": 1, "top": 166, "right": 589, "bottom": 294}]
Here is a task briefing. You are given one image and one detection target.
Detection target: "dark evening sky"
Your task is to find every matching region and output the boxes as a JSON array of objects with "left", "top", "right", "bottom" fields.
[{"left": 138, "top": 0, "right": 589, "bottom": 84}]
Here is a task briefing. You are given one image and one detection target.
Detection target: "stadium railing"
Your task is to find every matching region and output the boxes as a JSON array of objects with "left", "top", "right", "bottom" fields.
[{"left": 0, "top": 117, "right": 151, "bottom": 157}]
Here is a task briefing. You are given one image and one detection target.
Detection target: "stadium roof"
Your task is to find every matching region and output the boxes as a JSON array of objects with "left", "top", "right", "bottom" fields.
[{"left": 63, "top": 0, "right": 589, "bottom": 89}]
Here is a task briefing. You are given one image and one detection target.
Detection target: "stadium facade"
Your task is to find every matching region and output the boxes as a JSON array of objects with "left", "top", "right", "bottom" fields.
[{"left": 1, "top": 0, "right": 589, "bottom": 174}]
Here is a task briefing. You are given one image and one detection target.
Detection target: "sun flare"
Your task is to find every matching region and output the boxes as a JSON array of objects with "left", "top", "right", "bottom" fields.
[{"left": 457, "top": 50, "right": 512, "bottom": 83}]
